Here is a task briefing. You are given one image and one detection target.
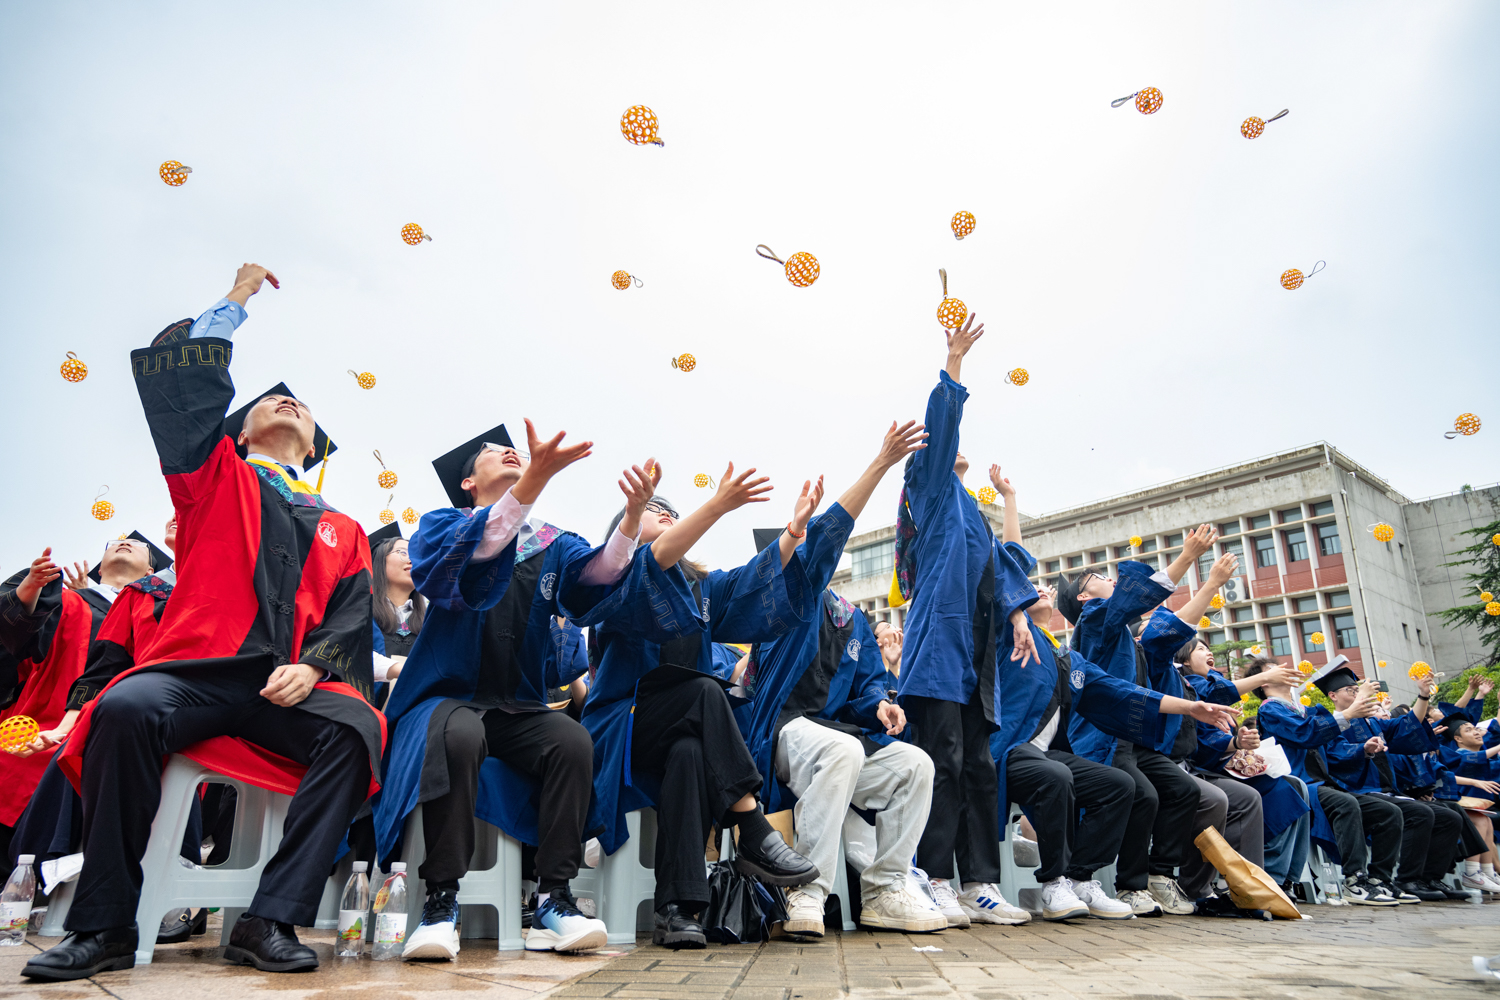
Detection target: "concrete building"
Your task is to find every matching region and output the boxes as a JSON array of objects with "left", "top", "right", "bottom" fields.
[{"left": 828, "top": 443, "right": 1499, "bottom": 705}]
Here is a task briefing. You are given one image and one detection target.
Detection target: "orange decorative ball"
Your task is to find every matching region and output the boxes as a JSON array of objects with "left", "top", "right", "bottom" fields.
[
  {"left": 951, "top": 211, "right": 976, "bottom": 240},
  {"left": 1129, "top": 535, "right": 1143, "bottom": 548},
  {"left": 402, "top": 507, "right": 419, "bottom": 525},
  {"left": 936, "top": 298, "right": 967, "bottom": 329},
  {"left": 1372, "top": 523, "right": 1394, "bottom": 543},
  {"left": 1241, "top": 117, "right": 1266, "bottom": 139},
  {"left": 91, "top": 500, "right": 114, "bottom": 521},
  {"left": 620, "top": 105, "right": 663, "bottom": 146},
  {"left": 1249, "top": 645, "right": 1263, "bottom": 655},
  {"left": 349, "top": 370, "right": 376, "bottom": 390},
  {"left": 672, "top": 353, "right": 696, "bottom": 373},
  {"left": 60, "top": 352, "right": 88, "bottom": 382},
  {"left": 0, "top": 716, "right": 39, "bottom": 753},
  {"left": 784, "top": 252, "right": 820, "bottom": 287},
  {"left": 401, "top": 223, "right": 431, "bottom": 245},
  {"left": 1299, "top": 695, "right": 1312, "bottom": 706},
  {"left": 1493, "top": 534, "right": 1500, "bottom": 546},
  {"left": 694, "top": 474, "right": 710, "bottom": 488},
  {"left": 1298, "top": 660, "right": 1314, "bottom": 674},
  {"left": 377, "top": 470, "right": 398, "bottom": 490},
  {"left": 1487, "top": 602, "right": 1500, "bottom": 617},
  {"left": 378, "top": 507, "right": 396, "bottom": 525},
  {"left": 1377, "top": 660, "right": 1387, "bottom": 669},
  {"left": 1408, "top": 661, "right": 1432, "bottom": 680},
  {"left": 1006, "top": 368, "right": 1029, "bottom": 386},
  {"left": 159, "top": 161, "right": 191, "bottom": 186},
  {"left": 977, "top": 486, "right": 997, "bottom": 505},
  {"left": 1454, "top": 413, "right": 1482, "bottom": 436},
  {"left": 1135, "top": 87, "right": 1163, "bottom": 114},
  {"left": 1281, "top": 268, "right": 1304, "bottom": 290},
  {"left": 1310, "top": 631, "right": 1325, "bottom": 646},
  {"left": 1209, "top": 594, "right": 1225, "bottom": 609},
  {"left": 1200, "top": 616, "right": 1213, "bottom": 629},
  {"left": 612, "top": 271, "right": 632, "bottom": 290}
]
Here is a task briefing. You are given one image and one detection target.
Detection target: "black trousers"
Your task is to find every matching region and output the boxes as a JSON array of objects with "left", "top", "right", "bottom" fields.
[
  {"left": 420, "top": 708, "right": 593, "bottom": 892},
  {"left": 70, "top": 669, "right": 371, "bottom": 931},
  {"left": 1431, "top": 798, "right": 1487, "bottom": 859},
  {"left": 1394, "top": 797, "right": 1463, "bottom": 882},
  {"left": 1110, "top": 742, "right": 1200, "bottom": 892},
  {"left": 631, "top": 676, "right": 762, "bottom": 910},
  {"left": 908, "top": 694, "right": 1001, "bottom": 883},
  {"left": 1316, "top": 786, "right": 1402, "bottom": 881},
  {"left": 1006, "top": 744, "right": 1134, "bottom": 883}
]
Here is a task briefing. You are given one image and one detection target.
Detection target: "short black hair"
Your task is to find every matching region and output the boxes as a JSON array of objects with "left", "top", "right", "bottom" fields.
[
  {"left": 1172, "top": 636, "right": 1204, "bottom": 666},
  {"left": 459, "top": 447, "right": 483, "bottom": 504},
  {"left": 1241, "top": 655, "right": 1281, "bottom": 701}
]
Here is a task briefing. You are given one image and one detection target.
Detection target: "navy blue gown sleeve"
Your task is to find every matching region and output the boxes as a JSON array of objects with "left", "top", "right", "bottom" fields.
[
  {"left": 1071, "top": 653, "right": 1169, "bottom": 748},
  {"left": 705, "top": 541, "right": 816, "bottom": 645},
  {"left": 908, "top": 371, "right": 967, "bottom": 500},
  {"left": 409, "top": 505, "right": 517, "bottom": 612}
]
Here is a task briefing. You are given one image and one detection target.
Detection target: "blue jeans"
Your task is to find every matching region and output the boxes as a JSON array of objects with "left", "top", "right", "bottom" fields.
[{"left": 1263, "top": 775, "right": 1311, "bottom": 883}]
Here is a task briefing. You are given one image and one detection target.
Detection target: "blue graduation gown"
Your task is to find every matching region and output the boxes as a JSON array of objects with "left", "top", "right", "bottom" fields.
[
  {"left": 1253, "top": 697, "right": 1344, "bottom": 858},
  {"left": 1438, "top": 742, "right": 1500, "bottom": 782},
  {"left": 575, "top": 541, "right": 818, "bottom": 855},
  {"left": 1185, "top": 670, "right": 1239, "bottom": 705},
  {"left": 1190, "top": 720, "right": 1311, "bottom": 841},
  {"left": 373, "top": 508, "right": 621, "bottom": 864},
  {"left": 1390, "top": 750, "right": 1460, "bottom": 799},
  {"left": 1325, "top": 712, "right": 1438, "bottom": 795},
  {"left": 1065, "top": 562, "right": 1177, "bottom": 765},
  {"left": 897, "top": 370, "right": 996, "bottom": 707}
]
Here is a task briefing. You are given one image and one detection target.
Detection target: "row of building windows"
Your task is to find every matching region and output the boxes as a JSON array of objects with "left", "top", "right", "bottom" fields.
[{"left": 1203, "top": 609, "right": 1359, "bottom": 657}]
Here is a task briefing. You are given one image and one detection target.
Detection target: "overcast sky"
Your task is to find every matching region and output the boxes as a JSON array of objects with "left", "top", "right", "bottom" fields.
[{"left": 3, "top": 2, "right": 1497, "bottom": 577}]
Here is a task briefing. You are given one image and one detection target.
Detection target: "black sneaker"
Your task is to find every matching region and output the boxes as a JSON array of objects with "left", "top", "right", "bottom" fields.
[
  {"left": 1429, "top": 878, "right": 1471, "bottom": 900},
  {"left": 1377, "top": 878, "right": 1420, "bottom": 904},
  {"left": 521, "top": 891, "right": 539, "bottom": 929},
  {"left": 1398, "top": 880, "right": 1446, "bottom": 902},
  {"left": 1349, "top": 876, "right": 1399, "bottom": 907}
]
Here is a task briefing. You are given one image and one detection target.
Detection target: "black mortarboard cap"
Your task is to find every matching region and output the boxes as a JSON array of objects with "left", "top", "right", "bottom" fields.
[
  {"left": 1056, "top": 572, "right": 1086, "bottom": 625},
  {"left": 367, "top": 521, "right": 403, "bottom": 548},
  {"left": 223, "top": 382, "right": 337, "bottom": 472},
  {"left": 1437, "top": 713, "right": 1473, "bottom": 741},
  {"left": 88, "top": 531, "right": 172, "bottom": 583},
  {"left": 432, "top": 424, "right": 513, "bottom": 509},
  {"left": 753, "top": 528, "right": 783, "bottom": 553},
  {"left": 1312, "top": 663, "right": 1361, "bottom": 697}
]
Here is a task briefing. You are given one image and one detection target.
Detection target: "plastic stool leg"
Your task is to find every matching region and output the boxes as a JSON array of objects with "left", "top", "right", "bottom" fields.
[{"left": 38, "top": 880, "right": 75, "bottom": 938}]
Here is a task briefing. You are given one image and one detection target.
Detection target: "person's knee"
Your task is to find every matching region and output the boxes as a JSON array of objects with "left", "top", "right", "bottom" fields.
[
  {"left": 1197, "top": 783, "right": 1229, "bottom": 825},
  {"left": 1098, "top": 768, "right": 1135, "bottom": 809},
  {"left": 443, "top": 710, "right": 487, "bottom": 764},
  {"left": 905, "top": 746, "right": 935, "bottom": 789},
  {"left": 91, "top": 676, "right": 165, "bottom": 734},
  {"left": 548, "top": 721, "right": 595, "bottom": 779},
  {"left": 821, "top": 733, "right": 864, "bottom": 777}
]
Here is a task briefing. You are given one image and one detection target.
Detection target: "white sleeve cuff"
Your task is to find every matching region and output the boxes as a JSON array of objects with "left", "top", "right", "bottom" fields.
[
  {"left": 372, "top": 653, "right": 398, "bottom": 683},
  {"left": 1149, "top": 570, "right": 1175, "bottom": 590},
  {"left": 577, "top": 524, "right": 641, "bottom": 587},
  {"left": 1332, "top": 711, "right": 1352, "bottom": 731},
  {"left": 473, "top": 491, "right": 533, "bottom": 563}
]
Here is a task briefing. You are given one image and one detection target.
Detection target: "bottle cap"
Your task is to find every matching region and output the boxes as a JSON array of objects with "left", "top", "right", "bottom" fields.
[
  {"left": 390, "top": 862, "right": 406, "bottom": 873},
  {"left": 352, "top": 861, "right": 368, "bottom": 873},
  {"left": 16, "top": 855, "right": 33, "bottom": 865}
]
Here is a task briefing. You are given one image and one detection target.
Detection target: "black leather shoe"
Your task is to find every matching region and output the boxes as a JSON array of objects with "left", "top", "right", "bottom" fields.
[
  {"left": 651, "top": 904, "right": 705, "bottom": 949},
  {"left": 733, "top": 830, "right": 820, "bottom": 887},
  {"left": 1399, "top": 880, "right": 1448, "bottom": 902},
  {"left": 22, "top": 925, "right": 138, "bottom": 981},
  {"left": 1431, "top": 878, "right": 1472, "bottom": 900},
  {"left": 157, "top": 907, "right": 209, "bottom": 944},
  {"left": 224, "top": 914, "right": 318, "bottom": 972}
]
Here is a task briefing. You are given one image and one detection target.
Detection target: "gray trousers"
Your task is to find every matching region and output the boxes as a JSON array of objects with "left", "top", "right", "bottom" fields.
[
  {"left": 1179, "top": 772, "right": 1265, "bottom": 899},
  {"left": 776, "top": 718, "right": 934, "bottom": 902}
]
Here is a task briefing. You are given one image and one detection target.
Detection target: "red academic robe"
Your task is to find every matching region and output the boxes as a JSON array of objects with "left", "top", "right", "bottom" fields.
[
  {"left": 0, "top": 580, "right": 110, "bottom": 826},
  {"left": 57, "top": 333, "right": 386, "bottom": 798}
]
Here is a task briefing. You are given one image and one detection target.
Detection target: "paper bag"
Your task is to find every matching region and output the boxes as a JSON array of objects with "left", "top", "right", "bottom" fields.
[{"left": 1193, "top": 826, "right": 1302, "bottom": 920}]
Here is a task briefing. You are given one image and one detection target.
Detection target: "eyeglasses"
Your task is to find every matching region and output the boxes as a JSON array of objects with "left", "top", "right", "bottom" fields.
[
  {"left": 103, "top": 539, "right": 135, "bottom": 550},
  {"left": 644, "top": 501, "right": 680, "bottom": 519},
  {"left": 481, "top": 442, "right": 528, "bottom": 459}
]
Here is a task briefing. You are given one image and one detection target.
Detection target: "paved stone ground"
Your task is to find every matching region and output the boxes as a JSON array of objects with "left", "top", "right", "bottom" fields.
[{"left": 0, "top": 899, "right": 1495, "bottom": 1000}]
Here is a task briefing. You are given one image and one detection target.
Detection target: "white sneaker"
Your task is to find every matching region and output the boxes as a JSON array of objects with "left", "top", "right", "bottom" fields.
[
  {"left": 1474, "top": 954, "right": 1500, "bottom": 981},
  {"left": 957, "top": 882, "right": 1030, "bottom": 925},
  {"left": 1073, "top": 879, "right": 1134, "bottom": 920},
  {"left": 928, "top": 878, "right": 970, "bottom": 928},
  {"left": 1117, "top": 888, "right": 1162, "bottom": 916},
  {"left": 403, "top": 890, "right": 459, "bottom": 961},
  {"left": 525, "top": 889, "right": 607, "bottom": 952},
  {"left": 1481, "top": 873, "right": 1500, "bottom": 894},
  {"left": 860, "top": 885, "right": 948, "bottom": 933},
  {"left": 1462, "top": 872, "right": 1500, "bottom": 895},
  {"left": 782, "top": 888, "right": 825, "bottom": 937},
  {"left": 1146, "top": 875, "right": 1196, "bottom": 915},
  {"left": 1039, "top": 877, "right": 1087, "bottom": 921}
]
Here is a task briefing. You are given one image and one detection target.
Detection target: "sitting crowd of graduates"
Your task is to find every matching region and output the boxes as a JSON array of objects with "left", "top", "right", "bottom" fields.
[{"left": 1, "top": 263, "right": 1495, "bottom": 982}]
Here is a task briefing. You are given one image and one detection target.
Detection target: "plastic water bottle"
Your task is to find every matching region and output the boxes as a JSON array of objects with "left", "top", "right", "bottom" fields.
[
  {"left": 337, "top": 861, "right": 371, "bottom": 958},
  {"left": 371, "top": 863, "right": 408, "bottom": 960},
  {"left": 0, "top": 856, "right": 35, "bottom": 946}
]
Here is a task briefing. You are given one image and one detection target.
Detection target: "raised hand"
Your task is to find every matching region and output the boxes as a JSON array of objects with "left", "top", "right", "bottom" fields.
[
  {"left": 945, "top": 312, "right": 985, "bottom": 357},
  {"left": 616, "top": 459, "right": 660, "bottom": 538},
  {"left": 988, "top": 464, "right": 1016, "bottom": 500},
  {"left": 1189, "top": 701, "right": 1238, "bottom": 732},
  {"left": 512, "top": 418, "right": 594, "bottom": 505},
  {"left": 1418, "top": 674, "right": 1438, "bottom": 699},
  {"left": 710, "top": 462, "right": 773, "bottom": 513},
  {"left": 227, "top": 263, "right": 280, "bottom": 306},
  {"left": 1182, "top": 524, "right": 1218, "bottom": 560},
  {"left": 875, "top": 421, "right": 927, "bottom": 470},
  {"left": 1270, "top": 664, "right": 1304, "bottom": 688},
  {"left": 63, "top": 561, "right": 90, "bottom": 591},
  {"left": 1363, "top": 735, "right": 1387, "bottom": 757},
  {"left": 1345, "top": 682, "right": 1377, "bottom": 719},
  {"left": 15, "top": 548, "right": 61, "bottom": 612},
  {"left": 1479, "top": 678, "right": 1495, "bottom": 698},
  {"left": 789, "top": 476, "right": 825, "bottom": 535},
  {"left": 1206, "top": 552, "right": 1240, "bottom": 587}
]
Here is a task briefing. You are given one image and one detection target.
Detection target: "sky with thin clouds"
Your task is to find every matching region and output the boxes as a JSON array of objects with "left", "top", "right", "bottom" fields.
[{"left": 2, "top": 2, "right": 1497, "bottom": 577}]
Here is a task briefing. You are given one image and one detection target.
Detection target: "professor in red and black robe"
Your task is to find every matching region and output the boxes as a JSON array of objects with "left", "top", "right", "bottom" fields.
[{"left": 25, "top": 264, "right": 386, "bottom": 981}]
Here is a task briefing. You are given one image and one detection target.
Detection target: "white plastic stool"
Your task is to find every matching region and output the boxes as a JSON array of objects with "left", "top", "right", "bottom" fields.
[
  {"left": 38, "top": 880, "right": 76, "bottom": 937},
  {"left": 134, "top": 755, "right": 290, "bottom": 965},
  {"left": 399, "top": 807, "right": 525, "bottom": 950},
  {"left": 827, "top": 835, "right": 856, "bottom": 931},
  {"left": 571, "top": 809, "right": 657, "bottom": 943}
]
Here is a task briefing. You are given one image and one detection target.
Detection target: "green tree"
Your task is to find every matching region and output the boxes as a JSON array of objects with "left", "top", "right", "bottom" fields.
[
  {"left": 1435, "top": 517, "right": 1500, "bottom": 671},
  {"left": 1435, "top": 665, "right": 1500, "bottom": 720}
]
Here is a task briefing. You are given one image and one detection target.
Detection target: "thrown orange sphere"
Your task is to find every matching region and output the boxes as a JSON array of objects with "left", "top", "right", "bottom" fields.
[
  {"left": 620, "top": 105, "right": 664, "bottom": 146},
  {"left": 1135, "top": 88, "right": 1163, "bottom": 114},
  {"left": 401, "top": 223, "right": 431, "bottom": 245},
  {"left": 60, "top": 352, "right": 88, "bottom": 383},
  {"left": 1007, "top": 368, "right": 1029, "bottom": 386},
  {"left": 159, "top": 161, "right": 191, "bottom": 186},
  {"left": 402, "top": 507, "right": 419, "bottom": 525},
  {"left": 951, "top": 211, "right": 976, "bottom": 240},
  {"left": 936, "top": 298, "right": 967, "bottom": 329},
  {"left": 672, "top": 353, "right": 696, "bottom": 373}
]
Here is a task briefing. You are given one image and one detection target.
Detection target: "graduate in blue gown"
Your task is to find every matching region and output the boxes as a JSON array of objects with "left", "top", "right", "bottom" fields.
[
  {"left": 737, "top": 421, "right": 941, "bottom": 936},
  {"left": 573, "top": 464, "right": 824, "bottom": 949},
  {"left": 888, "top": 314, "right": 1010, "bottom": 918},
  {"left": 988, "top": 526, "right": 1238, "bottom": 922},
  {"left": 375, "top": 420, "right": 644, "bottom": 959}
]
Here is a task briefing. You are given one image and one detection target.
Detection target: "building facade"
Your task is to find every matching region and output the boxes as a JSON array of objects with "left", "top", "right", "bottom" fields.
[{"left": 828, "top": 443, "right": 1497, "bottom": 705}]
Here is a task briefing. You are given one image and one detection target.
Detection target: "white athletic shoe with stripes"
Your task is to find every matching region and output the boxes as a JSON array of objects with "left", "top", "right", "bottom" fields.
[{"left": 957, "top": 882, "right": 1030, "bottom": 924}]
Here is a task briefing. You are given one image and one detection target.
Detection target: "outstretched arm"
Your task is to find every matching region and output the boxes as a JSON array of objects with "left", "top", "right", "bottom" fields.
[
  {"left": 778, "top": 477, "right": 826, "bottom": 568},
  {"left": 510, "top": 418, "right": 593, "bottom": 505},
  {"left": 1164, "top": 525, "right": 1217, "bottom": 586},
  {"left": 944, "top": 313, "right": 984, "bottom": 385},
  {"left": 1175, "top": 552, "right": 1239, "bottom": 626},
  {"left": 652, "top": 463, "right": 773, "bottom": 568},
  {"left": 833, "top": 421, "right": 928, "bottom": 522},
  {"left": 989, "top": 465, "right": 1021, "bottom": 544}
]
